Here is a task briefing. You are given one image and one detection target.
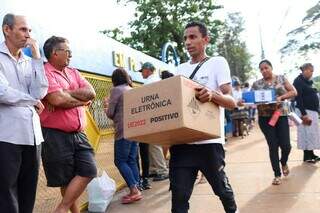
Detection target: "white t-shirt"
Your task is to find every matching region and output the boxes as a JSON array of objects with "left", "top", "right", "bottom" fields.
[
  {"left": 144, "top": 73, "right": 161, "bottom": 85},
  {"left": 177, "top": 56, "right": 232, "bottom": 145},
  {"left": 232, "top": 88, "right": 242, "bottom": 101}
]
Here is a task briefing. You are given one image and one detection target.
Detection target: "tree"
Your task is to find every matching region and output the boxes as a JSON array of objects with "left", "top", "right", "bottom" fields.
[
  {"left": 312, "top": 76, "right": 320, "bottom": 91},
  {"left": 216, "top": 12, "right": 253, "bottom": 83},
  {"left": 281, "top": 2, "right": 320, "bottom": 57},
  {"left": 101, "top": 0, "right": 223, "bottom": 62}
]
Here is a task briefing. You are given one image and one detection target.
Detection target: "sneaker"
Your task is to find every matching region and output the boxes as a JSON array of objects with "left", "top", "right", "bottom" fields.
[
  {"left": 137, "top": 183, "right": 144, "bottom": 191},
  {"left": 141, "top": 178, "right": 152, "bottom": 190},
  {"left": 153, "top": 173, "right": 169, "bottom": 182},
  {"left": 148, "top": 173, "right": 157, "bottom": 178},
  {"left": 312, "top": 154, "right": 320, "bottom": 162},
  {"left": 305, "top": 159, "right": 316, "bottom": 164},
  {"left": 272, "top": 177, "right": 281, "bottom": 185}
]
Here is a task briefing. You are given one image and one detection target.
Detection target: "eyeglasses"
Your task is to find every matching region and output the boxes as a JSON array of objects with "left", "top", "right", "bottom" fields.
[{"left": 55, "top": 48, "right": 72, "bottom": 55}]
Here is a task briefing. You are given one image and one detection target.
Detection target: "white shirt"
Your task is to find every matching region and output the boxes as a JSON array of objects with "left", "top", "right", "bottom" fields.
[
  {"left": 144, "top": 73, "right": 161, "bottom": 85},
  {"left": 177, "top": 56, "right": 231, "bottom": 145},
  {"left": 232, "top": 88, "right": 242, "bottom": 101},
  {"left": 0, "top": 42, "right": 48, "bottom": 145}
]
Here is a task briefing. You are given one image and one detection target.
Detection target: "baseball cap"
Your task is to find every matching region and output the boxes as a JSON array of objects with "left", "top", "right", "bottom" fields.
[{"left": 139, "top": 62, "right": 155, "bottom": 72}]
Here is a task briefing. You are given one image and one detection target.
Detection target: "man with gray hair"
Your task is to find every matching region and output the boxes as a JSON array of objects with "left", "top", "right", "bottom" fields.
[
  {"left": 40, "top": 35, "right": 97, "bottom": 213},
  {"left": 0, "top": 13, "right": 48, "bottom": 213}
]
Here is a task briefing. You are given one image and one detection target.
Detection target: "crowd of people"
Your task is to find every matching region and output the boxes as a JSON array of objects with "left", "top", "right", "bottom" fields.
[{"left": 1, "top": 12, "right": 320, "bottom": 213}]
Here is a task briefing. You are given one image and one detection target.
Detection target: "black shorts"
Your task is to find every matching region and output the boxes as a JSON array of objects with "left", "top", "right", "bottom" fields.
[{"left": 41, "top": 128, "right": 97, "bottom": 187}]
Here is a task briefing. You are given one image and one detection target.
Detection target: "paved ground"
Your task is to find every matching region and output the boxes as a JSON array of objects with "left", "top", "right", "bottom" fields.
[{"left": 103, "top": 125, "right": 320, "bottom": 213}]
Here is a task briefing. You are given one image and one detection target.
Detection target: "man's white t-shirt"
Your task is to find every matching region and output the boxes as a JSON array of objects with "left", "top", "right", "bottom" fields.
[
  {"left": 144, "top": 73, "right": 161, "bottom": 85},
  {"left": 176, "top": 56, "right": 232, "bottom": 145},
  {"left": 232, "top": 88, "right": 242, "bottom": 101}
]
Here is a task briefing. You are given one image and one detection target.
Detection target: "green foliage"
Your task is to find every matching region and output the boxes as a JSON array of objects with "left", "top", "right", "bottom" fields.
[
  {"left": 102, "top": 0, "right": 223, "bottom": 62},
  {"left": 216, "top": 12, "right": 253, "bottom": 83},
  {"left": 281, "top": 2, "right": 320, "bottom": 57},
  {"left": 313, "top": 75, "right": 320, "bottom": 91}
]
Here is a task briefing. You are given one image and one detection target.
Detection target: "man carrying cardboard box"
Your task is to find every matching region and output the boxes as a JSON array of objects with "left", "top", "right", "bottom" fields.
[
  {"left": 139, "top": 62, "right": 169, "bottom": 182},
  {"left": 170, "top": 22, "right": 238, "bottom": 213}
]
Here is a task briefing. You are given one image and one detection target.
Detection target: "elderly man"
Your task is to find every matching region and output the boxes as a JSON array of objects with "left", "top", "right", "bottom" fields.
[
  {"left": 40, "top": 36, "right": 97, "bottom": 213},
  {"left": 0, "top": 13, "right": 48, "bottom": 213}
]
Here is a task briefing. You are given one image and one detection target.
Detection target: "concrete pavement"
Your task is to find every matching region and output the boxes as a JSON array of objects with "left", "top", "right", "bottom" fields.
[{"left": 104, "top": 125, "right": 320, "bottom": 213}]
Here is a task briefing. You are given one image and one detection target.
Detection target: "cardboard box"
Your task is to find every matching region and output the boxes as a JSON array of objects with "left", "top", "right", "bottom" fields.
[{"left": 123, "top": 75, "right": 220, "bottom": 145}]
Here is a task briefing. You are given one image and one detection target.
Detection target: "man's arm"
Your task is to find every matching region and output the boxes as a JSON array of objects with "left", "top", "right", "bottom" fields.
[
  {"left": 0, "top": 66, "right": 38, "bottom": 106},
  {"left": 45, "top": 90, "right": 90, "bottom": 109},
  {"left": 26, "top": 38, "right": 48, "bottom": 100},
  {"left": 65, "top": 83, "right": 96, "bottom": 102},
  {"left": 195, "top": 83, "right": 236, "bottom": 109}
]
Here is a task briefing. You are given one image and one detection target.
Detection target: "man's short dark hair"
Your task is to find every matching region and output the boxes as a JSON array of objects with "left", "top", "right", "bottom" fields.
[
  {"left": 2, "top": 13, "right": 15, "bottom": 36},
  {"left": 2, "top": 13, "right": 15, "bottom": 28},
  {"left": 299, "top": 63, "right": 313, "bottom": 72},
  {"left": 43, "top": 36, "right": 68, "bottom": 60},
  {"left": 161, "top": 70, "right": 174, "bottom": 80},
  {"left": 185, "top": 21, "right": 208, "bottom": 37},
  {"left": 111, "top": 68, "right": 131, "bottom": 87}
]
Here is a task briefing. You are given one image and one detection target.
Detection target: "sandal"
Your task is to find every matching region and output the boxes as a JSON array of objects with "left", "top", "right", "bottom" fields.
[
  {"left": 272, "top": 177, "right": 281, "bottom": 185},
  {"left": 121, "top": 193, "right": 143, "bottom": 204},
  {"left": 282, "top": 165, "right": 290, "bottom": 176}
]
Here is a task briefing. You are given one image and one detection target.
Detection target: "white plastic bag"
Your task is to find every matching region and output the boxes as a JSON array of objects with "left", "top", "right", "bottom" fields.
[{"left": 87, "top": 171, "right": 116, "bottom": 212}]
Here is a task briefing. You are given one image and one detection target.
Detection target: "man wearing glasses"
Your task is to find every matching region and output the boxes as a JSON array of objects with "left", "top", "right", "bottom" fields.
[{"left": 40, "top": 36, "right": 97, "bottom": 213}]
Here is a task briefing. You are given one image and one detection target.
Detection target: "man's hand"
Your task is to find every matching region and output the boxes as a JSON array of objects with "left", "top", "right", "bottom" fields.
[
  {"left": 64, "top": 85, "right": 96, "bottom": 102},
  {"left": 276, "top": 96, "right": 283, "bottom": 102},
  {"left": 301, "top": 115, "right": 312, "bottom": 126},
  {"left": 237, "top": 99, "right": 245, "bottom": 107},
  {"left": 47, "top": 103, "right": 55, "bottom": 112},
  {"left": 195, "top": 87, "right": 214, "bottom": 103},
  {"left": 25, "top": 38, "right": 41, "bottom": 59},
  {"left": 84, "top": 100, "right": 92, "bottom": 106},
  {"left": 34, "top": 100, "right": 44, "bottom": 115}
]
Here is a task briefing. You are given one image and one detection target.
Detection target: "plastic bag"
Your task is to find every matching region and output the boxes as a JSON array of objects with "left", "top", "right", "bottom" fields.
[{"left": 87, "top": 171, "right": 116, "bottom": 212}]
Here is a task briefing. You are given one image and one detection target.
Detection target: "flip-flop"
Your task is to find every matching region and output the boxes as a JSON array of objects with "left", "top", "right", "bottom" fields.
[{"left": 121, "top": 193, "right": 143, "bottom": 204}]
